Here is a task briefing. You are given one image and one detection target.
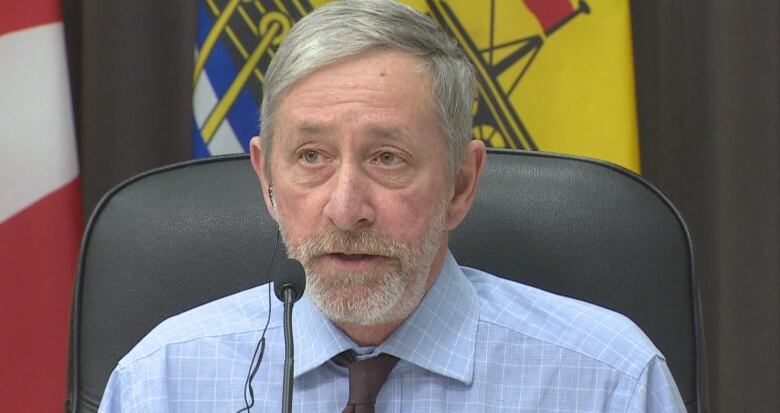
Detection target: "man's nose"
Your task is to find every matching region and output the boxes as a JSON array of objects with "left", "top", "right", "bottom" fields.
[{"left": 322, "top": 161, "right": 376, "bottom": 230}]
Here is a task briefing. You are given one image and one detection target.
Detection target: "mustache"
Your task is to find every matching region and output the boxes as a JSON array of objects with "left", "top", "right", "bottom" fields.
[{"left": 294, "top": 229, "right": 411, "bottom": 261}]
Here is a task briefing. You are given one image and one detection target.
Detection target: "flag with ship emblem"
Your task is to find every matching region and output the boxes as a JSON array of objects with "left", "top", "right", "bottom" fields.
[{"left": 193, "top": 0, "right": 639, "bottom": 172}]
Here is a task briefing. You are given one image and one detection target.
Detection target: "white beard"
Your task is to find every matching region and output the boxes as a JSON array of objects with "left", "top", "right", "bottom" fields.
[{"left": 276, "top": 201, "right": 447, "bottom": 326}]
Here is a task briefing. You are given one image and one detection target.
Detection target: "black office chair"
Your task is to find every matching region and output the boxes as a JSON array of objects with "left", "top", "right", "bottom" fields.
[{"left": 67, "top": 149, "right": 702, "bottom": 412}]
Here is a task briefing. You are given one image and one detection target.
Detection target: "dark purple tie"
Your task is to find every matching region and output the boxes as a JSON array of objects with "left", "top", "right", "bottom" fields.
[{"left": 333, "top": 351, "right": 400, "bottom": 413}]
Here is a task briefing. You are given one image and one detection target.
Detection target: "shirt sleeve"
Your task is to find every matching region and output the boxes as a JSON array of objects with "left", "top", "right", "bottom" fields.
[
  {"left": 97, "top": 367, "right": 139, "bottom": 413},
  {"left": 627, "top": 355, "right": 687, "bottom": 413}
]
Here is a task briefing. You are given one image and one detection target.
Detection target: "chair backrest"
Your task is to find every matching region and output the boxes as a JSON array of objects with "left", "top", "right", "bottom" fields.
[{"left": 68, "top": 149, "right": 701, "bottom": 412}]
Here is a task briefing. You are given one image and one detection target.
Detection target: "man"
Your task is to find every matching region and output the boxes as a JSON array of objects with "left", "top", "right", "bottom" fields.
[{"left": 99, "top": 1, "right": 685, "bottom": 411}]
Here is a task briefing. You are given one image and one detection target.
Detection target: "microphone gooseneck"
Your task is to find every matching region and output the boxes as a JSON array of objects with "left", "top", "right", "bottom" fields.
[{"left": 272, "top": 257, "right": 305, "bottom": 413}]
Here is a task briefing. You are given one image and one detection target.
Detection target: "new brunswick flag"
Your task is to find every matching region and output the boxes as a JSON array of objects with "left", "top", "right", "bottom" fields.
[{"left": 193, "top": 0, "right": 639, "bottom": 172}]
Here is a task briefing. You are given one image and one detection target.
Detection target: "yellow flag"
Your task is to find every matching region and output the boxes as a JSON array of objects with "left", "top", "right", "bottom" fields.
[{"left": 197, "top": 0, "right": 639, "bottom": 171}]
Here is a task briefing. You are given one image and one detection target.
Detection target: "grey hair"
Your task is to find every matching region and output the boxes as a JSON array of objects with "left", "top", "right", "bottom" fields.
[{"left": 260, "top": 0, "right": 476, "bottom": 181}]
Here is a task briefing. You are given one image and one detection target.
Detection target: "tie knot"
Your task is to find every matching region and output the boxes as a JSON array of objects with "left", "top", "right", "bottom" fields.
[{"left": 333, "top": 351, "right": 399, "bottom": 412}]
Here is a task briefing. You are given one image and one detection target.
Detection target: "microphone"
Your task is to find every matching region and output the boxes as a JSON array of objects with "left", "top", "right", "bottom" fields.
[
  {"left": 273, "top": 257, "right": 305, "bottom": 303},
  {"left": 272, "top": 257, "right": 305, "bottom": 413}
]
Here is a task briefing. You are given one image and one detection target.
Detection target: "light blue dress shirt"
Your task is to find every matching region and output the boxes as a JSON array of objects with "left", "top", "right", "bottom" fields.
[{"left": 99, "top": 251, "right": 686, "bottom": 412}]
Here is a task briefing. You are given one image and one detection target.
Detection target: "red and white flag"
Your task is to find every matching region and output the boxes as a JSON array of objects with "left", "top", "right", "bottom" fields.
[{"left": 0, "top": 1, "right": 82, "bottom": 410}]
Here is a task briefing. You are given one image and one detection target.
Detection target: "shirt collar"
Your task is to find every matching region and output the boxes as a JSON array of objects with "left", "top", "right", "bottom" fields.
[
  {"left": 292, "top": 250, "right": 479, "bottom": 385},
  {"left": 292, "top": 293, "right": 356, "bottom": 377}
]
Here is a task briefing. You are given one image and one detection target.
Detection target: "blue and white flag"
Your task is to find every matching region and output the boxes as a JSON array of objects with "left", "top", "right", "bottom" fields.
[{"left": 192, "top": 0, "right": 312, "bottom": 158}]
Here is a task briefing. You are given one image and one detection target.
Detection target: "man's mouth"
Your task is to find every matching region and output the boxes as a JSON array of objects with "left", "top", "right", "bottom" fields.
[
  {"left": 317, "top": 252, "right": 384, "bottom": 271},
  {"left": 332, "top": 253, "right": 374, "bottom": 261}
]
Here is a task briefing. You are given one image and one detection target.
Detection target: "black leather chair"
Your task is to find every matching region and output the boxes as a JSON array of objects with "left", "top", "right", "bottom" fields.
[{"left": 68, "top": 149, "right": 702, "bottom": 412}]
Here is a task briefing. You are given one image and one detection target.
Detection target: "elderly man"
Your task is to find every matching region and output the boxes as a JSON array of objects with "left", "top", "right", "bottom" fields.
[{"left": 99, "top": 1, "right": 685, "bottom": 412}]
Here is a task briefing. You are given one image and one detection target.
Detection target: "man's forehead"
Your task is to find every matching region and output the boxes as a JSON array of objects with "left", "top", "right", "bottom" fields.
[
  {"left": 290, "top": 122, "right": 409, "bottom": 139},
  {"left": 271, "top": 49, "right": 438, "bottom": 137},
  {"left": 281, "top": 48, "right": 432, "bottom": 99}
]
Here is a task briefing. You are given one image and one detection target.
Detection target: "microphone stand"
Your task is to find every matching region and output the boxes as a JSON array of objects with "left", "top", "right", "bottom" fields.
[
  {"left": 281, "top": 287, "right": 295, "bottom": 413},
  {"left": 272, "top": 256, "right": 305, "bottom": 413}
]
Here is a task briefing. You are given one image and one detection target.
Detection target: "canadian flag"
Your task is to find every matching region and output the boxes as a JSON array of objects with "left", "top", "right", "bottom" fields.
[{"left": 0, "top": 1, "right": 83, "bottom": 411}]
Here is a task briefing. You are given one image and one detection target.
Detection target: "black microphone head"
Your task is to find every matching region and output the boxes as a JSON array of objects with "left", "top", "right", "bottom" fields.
[{"left": 272, "top": 257, "right": 306, "bottom": 303}]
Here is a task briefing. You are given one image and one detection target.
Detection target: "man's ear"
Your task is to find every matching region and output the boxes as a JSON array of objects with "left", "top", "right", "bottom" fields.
[
  {"left": 446, "top": 139, "right": 487, "bottom": 230},
  {"left": 249, "top": 136, "right": 277, "bottom": 220}
]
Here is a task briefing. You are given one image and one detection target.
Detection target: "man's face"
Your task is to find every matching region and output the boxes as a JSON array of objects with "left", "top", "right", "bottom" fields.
[{"left": 261, "top": 49, "right": 453, "bottom": 326}]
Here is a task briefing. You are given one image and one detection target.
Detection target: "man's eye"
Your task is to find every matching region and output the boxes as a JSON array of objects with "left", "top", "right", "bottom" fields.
[
  {"left": 377, "top": 152, "right": 396, "bottom": 166},
  {"left": 301, "top": 150, "right": 321, "bottom": 164}
]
